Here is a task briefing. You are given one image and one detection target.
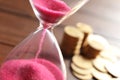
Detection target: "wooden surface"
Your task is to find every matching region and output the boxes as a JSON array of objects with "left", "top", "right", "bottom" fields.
[{"left": 0, "top": 0, "right": 120, "bottom": 80}]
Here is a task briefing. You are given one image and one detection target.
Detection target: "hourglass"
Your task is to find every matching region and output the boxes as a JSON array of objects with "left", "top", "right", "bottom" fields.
[{"left": 0, "top": 0, "right": 89, "bottom": 80}]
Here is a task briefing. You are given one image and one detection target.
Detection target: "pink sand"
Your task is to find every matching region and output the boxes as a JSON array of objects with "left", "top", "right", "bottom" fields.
[
  {"left": 33, "top": 59, "right": 64, "bottom": 80},
  {"left": 33, "top": 0, "right": 71, "bottom": 23},
  {"left": 0, "top": 59, "right": 63, "bottom": 80}
]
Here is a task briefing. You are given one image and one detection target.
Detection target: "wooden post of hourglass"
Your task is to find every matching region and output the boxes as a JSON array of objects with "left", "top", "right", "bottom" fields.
[
  {"left": 60, "top": 26, "right": 84, "bottom": 58},
  {"left": 76, "top": 23, "right": 93, "bottom": 53}
]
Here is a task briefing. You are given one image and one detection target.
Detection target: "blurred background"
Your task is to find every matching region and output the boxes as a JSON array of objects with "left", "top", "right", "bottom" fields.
[{"left": 0, "top": 0, "right": 120, "bottom": 80}]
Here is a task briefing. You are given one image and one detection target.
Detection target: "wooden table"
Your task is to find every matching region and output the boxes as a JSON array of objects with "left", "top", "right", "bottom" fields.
[{"left": 0, "top": 0, "right": 120, "bottom": 80}]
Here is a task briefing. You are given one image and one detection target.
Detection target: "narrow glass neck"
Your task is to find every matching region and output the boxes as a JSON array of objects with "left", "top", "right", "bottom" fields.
[
  {"left": 37, "top": 20, "right": 56, "bottom": 33},
  {"left": 38, "top": 20, "right": 55, "bottom": 28}
]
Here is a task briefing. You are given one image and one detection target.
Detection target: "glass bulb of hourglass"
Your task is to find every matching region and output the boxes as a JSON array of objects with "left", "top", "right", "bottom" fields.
[
  {"left": 30, "top": 0, "right": 89, "bottom": 28},
  {"left": 0, "top": 0, "right": 89, "bottom": 80},
  {"left": 33, "top": 0, "right": 70, "bottom": 22}
]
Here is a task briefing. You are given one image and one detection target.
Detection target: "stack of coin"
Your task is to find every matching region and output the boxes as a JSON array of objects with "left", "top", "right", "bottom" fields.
[
  {"left": 60, "top": 26, "right": 84, "bottom": 57},
  {"left": 92, "top": 56, "right": 111, "bottom": 73},
  {"left": 91, "top": 68, "right": 112, "bottom": 80},
  {"left": 108, "top": 45, "right": 120, "bottom": 58},
  {"left": 100, "top": 49, "right": 117, "bottom": 63},
  {"left": 71, "top": 54, "right": 93, "bottom": 80},
  {"left": 91, "top": 47, "right": 120, "bottom": 80},
  {"left": 76, "top": 22, "right": 93, "bottom": 49},
  {"left": 105, "top": 61, "right": 120, "bottom": 78},
  {"left": 66, "top": 22, "right": 120, "bottom": 80},
  {"left": 81, "top": 34, "right": 107, "bottom": 59}
]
